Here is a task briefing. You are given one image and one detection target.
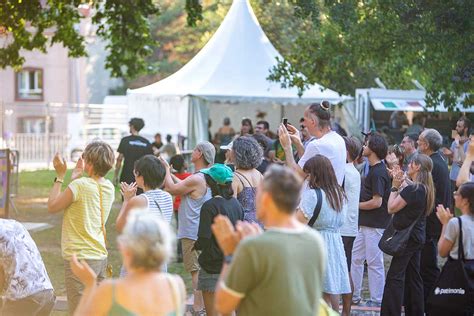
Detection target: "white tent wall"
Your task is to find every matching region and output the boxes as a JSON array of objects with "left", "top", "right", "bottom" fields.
[
  {"left": 127, "top": 94, "right": 189, "bottom": 141},
  {"left": 188, "top": 96, "right": 210, "bottom": 148},
  {"left": 207, "top": 101, "right": 282, "bottom": 136}
]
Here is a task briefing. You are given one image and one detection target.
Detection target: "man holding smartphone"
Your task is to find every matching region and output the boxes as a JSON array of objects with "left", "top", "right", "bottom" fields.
[{"left": 278, "top": 102, "right": 346, "bottom": 185}]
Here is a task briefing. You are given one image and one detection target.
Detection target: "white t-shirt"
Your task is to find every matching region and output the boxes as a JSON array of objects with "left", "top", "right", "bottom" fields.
[
  {"left": 340, "top": 163, "right": 361, "bottom": 237},
  {"left": 444, "top": 215, "right": 474, "bottom": 260},
  {"left": 298, "top": 131, "right": 347, "bottom": 185}
]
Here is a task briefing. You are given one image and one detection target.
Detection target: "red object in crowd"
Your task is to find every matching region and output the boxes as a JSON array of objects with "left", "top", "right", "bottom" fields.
[{"left": 173, "top": 172, "right": 192, "bottom": 211}]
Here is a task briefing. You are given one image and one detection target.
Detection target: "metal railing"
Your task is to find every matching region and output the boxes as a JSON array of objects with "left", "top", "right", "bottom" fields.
[{"left": 12, "top": 133, "right": 69, "bottom": 163}]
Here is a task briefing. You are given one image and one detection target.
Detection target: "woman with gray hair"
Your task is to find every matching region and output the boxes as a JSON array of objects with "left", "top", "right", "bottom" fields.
[
  {"left": 71, "top": 211, "right": 186, "bottom": 316},
  {"left": 231, "top": 136, "right": 264, "bottom": 227}
]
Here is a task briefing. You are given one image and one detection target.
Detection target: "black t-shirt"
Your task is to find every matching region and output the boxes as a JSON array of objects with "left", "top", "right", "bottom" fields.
[
  {"left": 117, "top": 135, "right": 153, "bottom": 183},
  {"left": 427, "top": 152, "right": 452, "bottom": 238},
  {"left": 394, "top": 184, "right": 427, "bottom": 245},
  {"left": 359, "top": 162, "right": 391, "bottom": 228},
  {"left": 151, "top": 141, "right": 163, "bottom": 151},
  {"left": 256, "top": 159, "right": 270, "bottom": 175},
  {"left": 194, "top": 197, "right": 244, "bottom": 274}
]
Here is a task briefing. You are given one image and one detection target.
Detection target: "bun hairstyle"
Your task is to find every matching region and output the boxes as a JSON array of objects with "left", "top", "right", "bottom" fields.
[
  {"left": 321, "top": 100, "right": 331, "bottom": 111},
  {"left": 308, "top": 102, "right": 331, "bottom": 128},
  {"left": 119, "top": 210, "right": 174, "bottom": 271}
]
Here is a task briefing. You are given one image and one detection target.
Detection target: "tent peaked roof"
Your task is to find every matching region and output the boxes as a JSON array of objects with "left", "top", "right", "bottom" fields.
[{"left": 129, "top": 0, "right": 341, "bottom": 103}]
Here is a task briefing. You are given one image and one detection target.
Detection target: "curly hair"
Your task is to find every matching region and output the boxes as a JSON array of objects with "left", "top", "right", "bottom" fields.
[{"left": 232, "top": 136, "right": 263, "bottom": 170}]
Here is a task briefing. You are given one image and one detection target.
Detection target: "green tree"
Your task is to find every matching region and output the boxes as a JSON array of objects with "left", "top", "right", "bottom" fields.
[
  {"left": 0, "top": 0, "right": 170, "bottom": 79},
  {"left": 268, "top": 0, "right": 473, "bottom": 110}
]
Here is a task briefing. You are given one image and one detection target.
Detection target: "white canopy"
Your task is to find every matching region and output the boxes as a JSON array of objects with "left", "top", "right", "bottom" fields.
[
  {"left": 127, "top": 0, "right": 342, "bottom": 147},
  {"left": 129, "top": 0, "right": 340, "bottom": 103}
]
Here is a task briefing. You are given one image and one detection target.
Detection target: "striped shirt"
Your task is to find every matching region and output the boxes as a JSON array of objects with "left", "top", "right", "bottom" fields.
[
  {"left": 62, "top": 177, "right": 115, "bottom": 260},
  {"left": 143, "top": 189, "right": 173, "bottom": 224}
]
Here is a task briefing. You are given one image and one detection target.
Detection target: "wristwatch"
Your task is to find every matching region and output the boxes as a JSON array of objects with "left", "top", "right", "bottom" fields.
[
  {"left": 390, "top": 187, "right": 399, "bottom": 192},
  {"left": 224, "top": 255, "right": 233, "bottom": 264},
  {"left": 54, "top": 177, "right": 64, "bottom": 184}
]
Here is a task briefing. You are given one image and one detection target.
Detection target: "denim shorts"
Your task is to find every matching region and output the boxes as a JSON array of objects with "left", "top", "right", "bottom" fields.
[{"left": 197, "top": 268, "right": 220, "bottom": 292}]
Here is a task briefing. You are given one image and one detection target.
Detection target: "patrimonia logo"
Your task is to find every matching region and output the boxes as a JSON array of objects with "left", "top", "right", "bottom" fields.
[{"left": 434, "top": 287, "right": 465, "bottom": 295}]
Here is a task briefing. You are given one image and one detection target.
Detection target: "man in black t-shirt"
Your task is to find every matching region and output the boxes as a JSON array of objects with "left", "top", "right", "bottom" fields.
[
  {"left": 417, "top": 128, "right": 452, "bottom": 305},
  {"left": 351, "top": 133, "right": 391, "bottom": 306},
  {"left": 113, "top": 118, "right": 153, "bottom": 194}
]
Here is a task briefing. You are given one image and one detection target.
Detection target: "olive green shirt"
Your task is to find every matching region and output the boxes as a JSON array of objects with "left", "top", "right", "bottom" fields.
[{"left": 223, "top": 226, "right": 326, "bottom": 316}]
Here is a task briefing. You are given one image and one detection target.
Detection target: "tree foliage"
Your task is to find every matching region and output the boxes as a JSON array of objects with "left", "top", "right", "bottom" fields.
[
  {"left": 4, "top": 0, "right": 470, "bottom": 112},
  {"left": 268, "top": 0, "right": 473, "bottom": 110},
  {"left": 0, "top": 0, "right": 158, "bottom": 79}
]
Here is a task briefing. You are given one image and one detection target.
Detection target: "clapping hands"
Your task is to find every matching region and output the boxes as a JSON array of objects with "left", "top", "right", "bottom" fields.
[
  {"left": 211, "top": 215, "right": 262, "bottom": 256},
  {"left": 71, "top": 157, "right": 84, "bottom": 180},
  {"left": 53, "top": 153, "right": 67, "bottom": 178},
  {"left": 120, "top": 182, "right": 137, "bottom": 201},
  {"left": 390, "top": 166, "right": 405, "bottom": 189},
  {"left": 436, "top": 204, "right": 453, "bottom": 225}
]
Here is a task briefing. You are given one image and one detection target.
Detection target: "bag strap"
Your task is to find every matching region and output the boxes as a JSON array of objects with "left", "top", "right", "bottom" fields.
[
  {"left": 97, "top": 182, "right": 108, "bottom": 249},
  {"left": 457, "top": 217, "right": 465, "bottom": 261},
  {"left": 308, "top": 188, "right": 323, "bottom": 227},
  {"left": 149, "top": 193, "right": 164, "bottom": 218},
  {"left": 235, "top": 171, "right": 256, "bottom": 193}
]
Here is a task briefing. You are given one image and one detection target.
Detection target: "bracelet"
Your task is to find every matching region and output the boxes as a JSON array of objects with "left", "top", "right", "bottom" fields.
[
  {"left": 390, "top": 187, "right": 399, "bottom": 192},
  {"left": 54, "top": 177, "right": 64, "bottom": 184}
]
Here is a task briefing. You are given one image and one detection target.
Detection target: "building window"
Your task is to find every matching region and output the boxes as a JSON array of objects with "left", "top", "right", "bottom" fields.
[{"left": 16, "top": 68, "right": 43, "bottom": 100}]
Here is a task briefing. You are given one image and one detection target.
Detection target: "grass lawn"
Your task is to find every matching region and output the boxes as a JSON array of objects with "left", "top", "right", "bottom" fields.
[{"left": 11, "top": 169, "right": 192, "bottom": 301}]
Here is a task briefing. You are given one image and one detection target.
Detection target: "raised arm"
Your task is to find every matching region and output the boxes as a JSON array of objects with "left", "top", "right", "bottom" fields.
[
  {"left": 456, "top": 140, "right": 474, "bottom": 187},
  {"left": 436, "top": 205, "right": 454, "bottom": 258},
  {"left": 116, "top": 183, "right": 146, "bottom": 233},
  {"left": 71, "top": 255, "right": 111, "bottom": 316},
  {"left": 278, "top": 124, "right": 306, "bottom": 178},
  {"left": 48, "top": 153, "right": 74, "bottom": 213}
]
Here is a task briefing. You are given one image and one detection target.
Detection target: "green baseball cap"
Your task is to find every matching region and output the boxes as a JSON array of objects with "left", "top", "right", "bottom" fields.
[{"left": 200, "top": 163, "right": 234, "bottom": 184}]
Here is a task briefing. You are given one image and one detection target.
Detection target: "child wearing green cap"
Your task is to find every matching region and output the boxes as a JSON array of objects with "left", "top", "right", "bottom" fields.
[{"left": 194, "top": 164, "right": 244, "bottom": 316}]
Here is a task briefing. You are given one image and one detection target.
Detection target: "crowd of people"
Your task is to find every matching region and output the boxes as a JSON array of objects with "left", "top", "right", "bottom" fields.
[{"left": 1, "top": 106, "right": 474, "bottom": 316}]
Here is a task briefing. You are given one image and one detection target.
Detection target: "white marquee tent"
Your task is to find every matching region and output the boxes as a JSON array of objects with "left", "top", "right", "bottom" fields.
[{"left": 128, "top": 0, "right": 342, "bottom": 148}]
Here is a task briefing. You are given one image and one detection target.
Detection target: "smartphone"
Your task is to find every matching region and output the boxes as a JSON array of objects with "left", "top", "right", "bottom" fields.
[
  {"left": 282, "top": 118, "right": 288, "bottom": 129},
  {"left": 451, "top": 130, "right": 458, "bottom": 139}
]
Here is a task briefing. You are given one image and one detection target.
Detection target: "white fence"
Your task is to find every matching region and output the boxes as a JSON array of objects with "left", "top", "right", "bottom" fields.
[{"left": 12, "top": 133, "right": 70, "bottom": 163}]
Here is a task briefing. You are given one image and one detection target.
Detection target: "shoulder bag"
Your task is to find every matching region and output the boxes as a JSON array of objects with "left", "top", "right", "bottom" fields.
[
  {"left": 378, "top": 208, "right": 423, "bottom": 257},
  {"left": 98, "top": 183, "right": 114, "bottom": 278},
  {"left": 427, "top": 217, "right": 474, "bottom": 314}
]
